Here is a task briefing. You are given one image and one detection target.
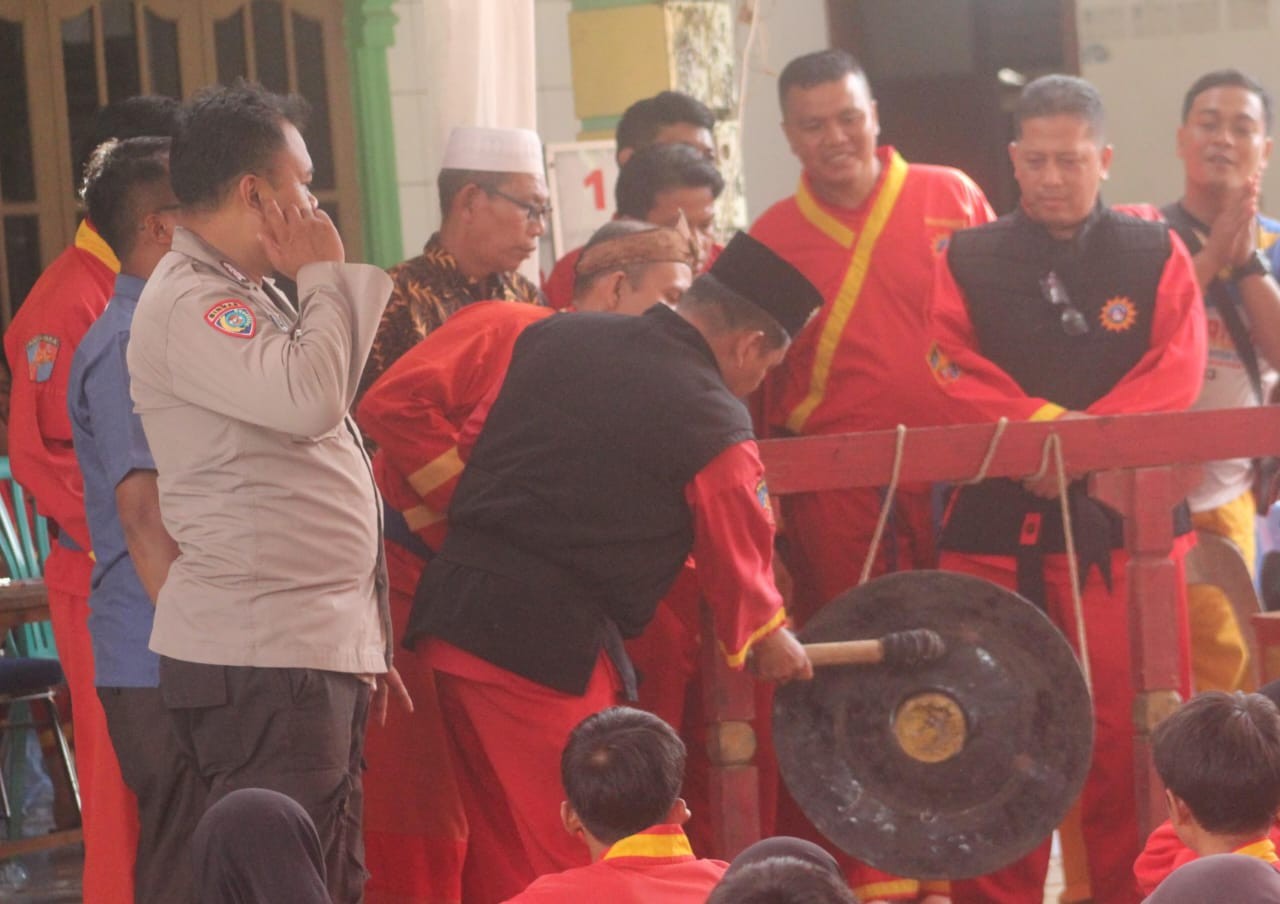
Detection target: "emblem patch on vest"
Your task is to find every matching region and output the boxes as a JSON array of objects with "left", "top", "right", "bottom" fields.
[
  {"left": 25, "top": 335, "right": 59, "bottom": 382},
  {"left": 1099, "top": 296, "right": 1137, "bottom": 333},
  {"left": 205, "top": 300, "right": 257, "bottom": 338},
  {"left": 927, "top": 341, "right": 962, "bottom": 385}
]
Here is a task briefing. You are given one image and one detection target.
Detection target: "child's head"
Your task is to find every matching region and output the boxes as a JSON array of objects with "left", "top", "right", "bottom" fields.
[
  {"left": 1153, "top": 691, "right": 1280, "bottom": 841},
  {"left": 560, "top": 707, "right": 686, "bottom": 846}
]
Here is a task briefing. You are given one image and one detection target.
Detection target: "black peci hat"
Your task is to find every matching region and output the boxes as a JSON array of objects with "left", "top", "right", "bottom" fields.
[{"left": 701, "top": 232, "right": 823, "bottom": 337}]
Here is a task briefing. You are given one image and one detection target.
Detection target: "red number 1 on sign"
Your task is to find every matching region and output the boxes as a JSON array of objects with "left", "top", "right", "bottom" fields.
[{"left": 583, "top": 168, "right": 606, "bottom": 211}]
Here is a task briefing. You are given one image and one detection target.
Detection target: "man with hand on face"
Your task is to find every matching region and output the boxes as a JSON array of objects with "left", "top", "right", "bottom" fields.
[
  {"left": 927, "top": 74, "right": 1206, "bottom": 904},
  {"left": 1160, "top": 70, "right": 1280, "bottom": 694},
  {"left": 401, "top": 232, "right": 821, "bottom": 903},
  {"left": 126, "top": 82, "right": 408, "bottom": 904},
  {"left": 358, "top": 126, "right": 547, "bottom": 404},
  {"left": 354, "top": 218, "right": 697, "bottom": 904}
]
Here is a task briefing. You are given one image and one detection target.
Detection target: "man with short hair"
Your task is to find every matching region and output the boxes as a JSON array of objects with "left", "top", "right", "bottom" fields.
[
  {"left": 1161, "top": 70, "right": 1280, "bottom": 694},
  {"left": 68, "top": 135, "right": 207, "bottom": 904},
  {"left": 358, "top": 126, "right": 546, "bottom": 403},
  {"left": 544, "top": 142, "right": 725, "bottom": 309},
  {"left": 750, "top": 47, "right": 993, "bottom": 903},
  {"left": 3, "top": 94, "right": 180, "bottom": 904},
  {"left": 506, "top": 707, "right": 727, "bottom": 902},
  {"left": 355, "top": 219, "right": 697, "bottom": 903},
  {"left": 616, "top": 90, "right": 717, "bottom": 166},
  {"left": 127, "top": 82, "right": 405, "bottom": 904},
  {"left": 928, "top": 74, "right": 1206, "bottom": 904},
  {"left": 402, "top": 232, "right": 821, "bottom": 902}
]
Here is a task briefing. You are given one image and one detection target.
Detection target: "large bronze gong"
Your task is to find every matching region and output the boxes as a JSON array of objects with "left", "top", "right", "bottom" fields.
[{"left": 773, "top": 570, "right": 1093, "bottom": 879}]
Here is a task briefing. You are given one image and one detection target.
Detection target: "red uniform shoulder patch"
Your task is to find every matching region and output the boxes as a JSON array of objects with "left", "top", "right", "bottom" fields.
[
  {"left": 204, "top": 300, "right": 257, "bottom": 338},
  {"left": 25, "top": 335, "right": 59, "bottom": 383}
]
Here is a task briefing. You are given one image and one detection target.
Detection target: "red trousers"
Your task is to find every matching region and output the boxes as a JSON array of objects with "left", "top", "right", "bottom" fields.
[
  {"left": 362, "top": 544, "right": 467, "bottom": 904},
  {"left": 46, "top": 548, "right": 139, "bottom": 904},
  {"left": 428, "top": 642, "right": 622, "bottom": 904},
  {"left": 941, "top": 548, "right": 1191, "bottom": 904},
  {"left": 776, "top": 485, "right": 942, "bottom": 900}
]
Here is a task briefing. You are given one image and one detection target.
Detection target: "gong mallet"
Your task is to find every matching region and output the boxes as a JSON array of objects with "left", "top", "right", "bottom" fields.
[{"left": 803, "top": 628, "right": 946, "bottom": 668}]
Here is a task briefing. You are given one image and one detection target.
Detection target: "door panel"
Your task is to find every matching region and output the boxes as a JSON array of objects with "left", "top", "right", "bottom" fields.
[{"left": 0, "top": 0, "right": 363, "bottom": 325}]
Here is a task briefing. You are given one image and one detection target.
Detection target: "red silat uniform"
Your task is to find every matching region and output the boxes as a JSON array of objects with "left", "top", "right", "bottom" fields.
[
  {"left": 3, "top": 220, "right": 138, "bottom": 904},
  {"left": 749, "top": 146, "right": 992, "bottom": 902},
  {"left": 356, "top": 302, "right": 552, "bottom": 903},
  {"left": 1134, "top": 820, "right": 1280, "bottom": 895},
  {"left": 503, "top": 823, "right": 727, "bottom": 903},
  {"left": 928, "top": 204, "right": 1206, "bottom": 904}
]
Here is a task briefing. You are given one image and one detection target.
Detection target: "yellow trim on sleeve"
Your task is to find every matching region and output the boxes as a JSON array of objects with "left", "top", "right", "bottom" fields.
[
  {"left": 1029, "top": 403, "right": 1066, "bottom": 421},
  {"left": 721, "top": 606, "right": 788, "bottom": 669},
  {"left": 74, "top": 220, "right": 121, "bottom": 274},
  {"left": 854, "top": 879, "right": 921, "bottom": 899},
  {"left": 795, "top": 178, "right": 855, "bottom": 248},
  {"left": 602, "top": 829, "right": 693, "bottom": 861},
  {"left": 785, "top": 151, "right": 910, "bottom": 434},
  {"left": 407, "top": 446, "right": 464, "bottom": 498},
  {"left": 402, "top": 505, "right": 446, "bottom": 531}
]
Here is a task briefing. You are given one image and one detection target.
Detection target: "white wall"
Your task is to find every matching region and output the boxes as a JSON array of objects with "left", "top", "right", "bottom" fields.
[
  {"left": 1078, "top": 0, "right": 1280, "bottom": 208},
  {"left": 734, "top": 0, "right": 831, "bottom": 221}
]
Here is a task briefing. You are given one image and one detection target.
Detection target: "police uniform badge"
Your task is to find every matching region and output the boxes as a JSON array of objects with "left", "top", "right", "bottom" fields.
[
  {"left": 205, "top": 300, "right": 257, "bottom": 338},
  {"left": 220, "top": 260, "right": 251, "bottom": 286},
  {"left": 1099, "top": 296, "right": 1137, "bottom": 333},
  {"left": 25, "top": 335, "right": 59, "bottom": 382}
]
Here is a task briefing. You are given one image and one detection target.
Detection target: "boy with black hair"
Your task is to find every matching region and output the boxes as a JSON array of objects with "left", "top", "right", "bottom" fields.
[
  {"left": 504, "top": 707, "right": 728, "bottom": 902},
  {"left": 1134, "top": 691, "right": 1280, "bottom": 894}
]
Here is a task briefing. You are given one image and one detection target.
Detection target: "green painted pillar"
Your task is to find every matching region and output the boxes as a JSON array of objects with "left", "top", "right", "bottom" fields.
[{"left": 345, "top": 0, "right": 403, "bottom": 268}]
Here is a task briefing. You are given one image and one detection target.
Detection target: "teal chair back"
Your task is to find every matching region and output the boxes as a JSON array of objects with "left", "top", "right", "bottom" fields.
[{"left": 0, "top": 456, "right": 57, "bottom": 659}]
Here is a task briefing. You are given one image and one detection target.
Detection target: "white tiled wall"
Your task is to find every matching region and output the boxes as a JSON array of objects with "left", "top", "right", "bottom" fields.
[{"left": 388, "top": 0, "right": 437, "bottom": 259}]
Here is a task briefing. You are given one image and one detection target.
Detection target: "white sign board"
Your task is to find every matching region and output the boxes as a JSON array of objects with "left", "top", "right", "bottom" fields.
[{"left": 545, "top": 140, "right": 619, "bottom": 260}]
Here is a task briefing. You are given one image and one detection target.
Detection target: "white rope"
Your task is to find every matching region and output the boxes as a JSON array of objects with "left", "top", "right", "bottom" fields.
[
  {"left": 859, "top": 424, "right": 907, "bottom": 586},
  {"left": 1047, "top": 433, "right": 1094, "bottom": 697},
  {"left": 964, "top": 417, "right": 1009, "bottom": 485}
]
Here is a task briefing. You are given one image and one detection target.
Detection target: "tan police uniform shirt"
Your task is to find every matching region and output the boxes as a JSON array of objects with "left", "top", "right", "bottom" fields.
[{"left": 128, "top": 227, "right": 392, "bottom": 673}]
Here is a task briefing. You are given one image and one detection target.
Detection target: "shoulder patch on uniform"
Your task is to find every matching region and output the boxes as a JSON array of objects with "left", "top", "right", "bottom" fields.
[
  {"left": 25, "top": 335, "right": 59, "bottom": 382},
  {"left": 204, "top": 300, "right": 257, "bottom": 339},
  {"left": 756, "top": 477, "right": 773, "bottom": 516},
  {"left": 927, "top": 341, "right": 962, "bottom": 385}
]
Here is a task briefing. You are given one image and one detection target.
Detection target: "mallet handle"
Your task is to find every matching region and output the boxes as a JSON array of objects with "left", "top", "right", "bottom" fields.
[{"left": 802, "top": 640, "right": 884, "bottom": 667}]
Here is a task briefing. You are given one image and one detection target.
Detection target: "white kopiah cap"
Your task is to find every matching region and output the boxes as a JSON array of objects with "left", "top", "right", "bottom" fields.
[{"left": 440, "top": 126, "right": 545, "bottom": 176}]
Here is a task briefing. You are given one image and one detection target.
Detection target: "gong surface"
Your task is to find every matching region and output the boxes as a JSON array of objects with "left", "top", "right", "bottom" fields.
[{"left": 773, "top": 570, "right": 1093, "bottom": 880}]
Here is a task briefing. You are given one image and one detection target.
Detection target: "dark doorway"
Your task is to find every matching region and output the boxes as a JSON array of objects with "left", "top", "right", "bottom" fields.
[{"left": 827, "top": 0, "right": 1078, "bottom": 213}]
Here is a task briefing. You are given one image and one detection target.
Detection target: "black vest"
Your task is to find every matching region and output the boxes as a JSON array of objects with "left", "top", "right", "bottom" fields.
[
  {"left": 407, "top": 305, "right": 755, "bottom": 695},
  {"left": 941, "top": 205, "right": 1174, "bottom": 559}
]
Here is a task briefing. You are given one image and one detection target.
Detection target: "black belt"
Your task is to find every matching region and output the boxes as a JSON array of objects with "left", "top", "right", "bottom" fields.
[{"left": 382, "top": 504, "right": 435, "bottom": 563}]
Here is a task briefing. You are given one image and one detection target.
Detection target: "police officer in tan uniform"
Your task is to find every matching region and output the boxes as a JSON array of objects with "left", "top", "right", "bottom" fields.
[{"left": 126, "top": 83, "right": 408, "bottom": 904}]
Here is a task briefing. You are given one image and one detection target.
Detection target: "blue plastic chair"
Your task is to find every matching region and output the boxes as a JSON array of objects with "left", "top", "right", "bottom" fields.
[{"left": 0, "top": 456, "right": 56, "bottom": 659}]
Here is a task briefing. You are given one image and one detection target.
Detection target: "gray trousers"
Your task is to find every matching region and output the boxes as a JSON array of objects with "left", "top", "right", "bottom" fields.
[
  {"left": 158, "top": 657, "right": 371, "bottom": 904},
  {"left": 98, "top": 686, "right": 207, "bottom": 904}
]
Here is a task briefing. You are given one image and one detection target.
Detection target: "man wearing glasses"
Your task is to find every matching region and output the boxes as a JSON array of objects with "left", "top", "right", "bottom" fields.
[
  {"left": 357, "top": 126, "right": 546, "bottom": 406},
  {"left": 926, "top": 75, "right": 1205, "bottom": 904}
]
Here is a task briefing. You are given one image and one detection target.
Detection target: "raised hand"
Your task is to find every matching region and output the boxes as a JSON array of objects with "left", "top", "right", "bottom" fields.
[{"left": 261, "top": 198, "right": 344, "bottom": 280}]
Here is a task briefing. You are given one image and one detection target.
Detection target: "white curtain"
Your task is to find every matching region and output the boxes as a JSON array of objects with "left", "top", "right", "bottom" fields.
[{"left": 406, "top": 0, "right": 540, "bottom": 279}]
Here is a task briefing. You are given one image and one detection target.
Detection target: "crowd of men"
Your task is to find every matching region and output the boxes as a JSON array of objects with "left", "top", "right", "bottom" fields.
[{"left": 5, "top": 41, "right": 1280, "bottom": 904}]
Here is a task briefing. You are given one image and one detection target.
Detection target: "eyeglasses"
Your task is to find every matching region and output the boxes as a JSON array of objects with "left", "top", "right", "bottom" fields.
[
  {"left": 488, "top": 188, "right": 552, "bottom": 225},
  {"left": 1039, "top": 271, "right": 1089, "bottom": 337}
]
